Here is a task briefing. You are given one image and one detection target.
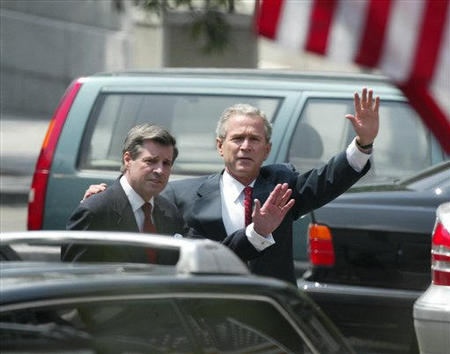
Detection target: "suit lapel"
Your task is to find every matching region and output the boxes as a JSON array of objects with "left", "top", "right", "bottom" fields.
[
  {"left": 109, "top": 179, "right": 139, "bottom": 232},
  {"left": 253, "top": 171, "right": 275, "bottom": 205},
  {"left": 192, "top": 173, "right": 227, "bottom": 240},
  {"left": 152, "top": 195, "right": 175, "bottom": 235}
]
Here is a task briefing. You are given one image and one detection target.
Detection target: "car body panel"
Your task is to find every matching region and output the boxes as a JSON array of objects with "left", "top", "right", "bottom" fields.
[
  {"left": 302, "top": 162, "right": 450, "bottom": 352},
  {"left": 1, "top": 231, "right": 355, "bottom": 354},
  {"left": 413, "top": 202, "right": 450, "bottom": 354}
]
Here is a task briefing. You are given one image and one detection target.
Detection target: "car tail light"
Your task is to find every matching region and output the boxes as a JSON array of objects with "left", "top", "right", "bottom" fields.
[
  {"left": 431, "top": 218, "right": 450, "bottom": 286},
  {"left": 308, "top": 223, "right": 335, "bottom": 266},
  {"left": 27, "top": 79, "right": 84, "bottom": 230}
]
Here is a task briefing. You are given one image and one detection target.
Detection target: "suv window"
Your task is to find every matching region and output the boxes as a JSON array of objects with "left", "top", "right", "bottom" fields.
[
  {"left": 79, "top": 94, "right": 281, "bottom": 176},
  {"left": 288, "top": 98, "right": 443, "bottom": 183}
]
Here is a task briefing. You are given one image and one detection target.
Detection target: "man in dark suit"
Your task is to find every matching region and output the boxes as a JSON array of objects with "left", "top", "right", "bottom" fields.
[
  {"left": 62, "top": 124, "right": 186, "bottom": 263},
  {"left": 161, "top": 88, "right": 379, "bottom": 284},
  {"left": 83, "top": 88, "right": 379, "bottom": 284}
]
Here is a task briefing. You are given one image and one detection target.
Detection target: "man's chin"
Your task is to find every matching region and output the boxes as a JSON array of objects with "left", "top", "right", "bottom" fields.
[
  {"left": 145, "top": 182, "right": 166, "bottom": 194},
  {"left": 232, "top": 167, "right": 258, "bottom": 180},
  {"left": 235, "top": 160, "right": 255, "bottom": 170}
]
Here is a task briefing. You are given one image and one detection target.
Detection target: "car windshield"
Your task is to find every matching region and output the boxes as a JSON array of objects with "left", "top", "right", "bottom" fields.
[{"left": 398, "top": 160, "right": 450, "bottom": 191}]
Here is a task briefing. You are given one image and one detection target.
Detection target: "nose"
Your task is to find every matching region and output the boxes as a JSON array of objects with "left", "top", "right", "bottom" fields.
[
  {"left": 240, "top": 138, "right": 252, "bottom": 150},
  {"left": 153, "top": 162, "right": 164, "bottom": 174}
]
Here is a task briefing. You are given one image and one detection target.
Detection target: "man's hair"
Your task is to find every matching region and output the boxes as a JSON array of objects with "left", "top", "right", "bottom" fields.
[
  {"left": 216, "top": 103, "right": 272, "bottom": 141},
  {"left": 121, "top": 123, "right": 178, "bottom": 172}
]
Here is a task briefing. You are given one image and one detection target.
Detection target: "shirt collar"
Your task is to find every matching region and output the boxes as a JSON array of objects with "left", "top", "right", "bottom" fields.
[
  {"left": 222, "top": 170, "right": 255, "bottom": 203},
  {"left": 120, "top": 175, "right": 154, "bottom": 212}
]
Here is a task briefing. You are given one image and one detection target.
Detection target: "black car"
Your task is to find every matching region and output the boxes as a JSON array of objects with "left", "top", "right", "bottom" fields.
[
  {"left": 1, "top": 231, "right": 355, "bottom": 354},
  {"left": 299, "top": 161, "right": 450, "bottom": 353}
]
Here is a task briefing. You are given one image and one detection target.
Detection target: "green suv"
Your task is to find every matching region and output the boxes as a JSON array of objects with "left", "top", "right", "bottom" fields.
[{"left": 28, "top": 69, "right": 447, "bottom": 269}]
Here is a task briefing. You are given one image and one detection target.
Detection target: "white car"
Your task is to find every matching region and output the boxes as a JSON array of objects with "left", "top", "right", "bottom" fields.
[{"left": 413, "top": 202, "right": 450, "bottom": 354}]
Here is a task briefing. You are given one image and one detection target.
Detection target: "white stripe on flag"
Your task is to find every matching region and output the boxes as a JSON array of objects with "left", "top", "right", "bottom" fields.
[
  {"left": 327, "top": 0, "right": 369, "bottom": 63},
  {"left": 430, "top": 6, "right": 450, "bottom": 120},
  {"left": 276, "top": 0, "right": 312, "bottom": 51},
  {"left": 379, "top": 0, "right": 424, "bottom": 82}
]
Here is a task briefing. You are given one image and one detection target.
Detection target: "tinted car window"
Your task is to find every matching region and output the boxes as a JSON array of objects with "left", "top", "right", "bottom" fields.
[
  {"left": 79, "top": 94, "right": 281, "bottom": 175},
  {"left": 182, "top": 297, "right": 311, "bottom": 353},
  {"left": 1, "top": 299, "right": 194, "bottom": 353},
  {"left": 288, "top": 98, "right": 443, "bottom": 183},
  {"left": 1, "top": 296, "right": 321, "bottom": 354}
]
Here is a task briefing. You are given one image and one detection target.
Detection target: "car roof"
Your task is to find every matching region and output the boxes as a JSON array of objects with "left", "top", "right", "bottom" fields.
[
  {"left": 347, "top": 160, "right": 450, "bottom": 193},
  {"left": 93, "top": 68, "right": 389, "bottom": 83},
  {"left": 82, "top": 68, "right": 402, "bottom": 96},
  {"left": 1, "top": 231, "right": 250, "bottom": 275},
  {"left": 1, "top": 231, "right": 304, "bottom": 308},
  {"left": 0, "top": 260, "right": 297, "bottom": 309}
]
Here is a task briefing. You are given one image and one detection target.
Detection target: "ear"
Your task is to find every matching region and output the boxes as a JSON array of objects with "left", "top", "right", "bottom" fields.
[
  {"left": 216, "top": 138, "right": 224, "bottom": 156},
  {"left": 263, "top": 142, "right": 272, "bottom": 160},
  {"left": 123, "top": 151, "right": 132, "bottom": 169}
]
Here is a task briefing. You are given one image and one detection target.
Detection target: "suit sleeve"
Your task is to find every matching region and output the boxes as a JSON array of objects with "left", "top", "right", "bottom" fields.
[
  {"left": 62, "top": 204, "right": 100, "bottom": 261},
  {"left": 183, "top": 226, "right": 261, "bottom": 262},
  {"left": 66, "top": 205, "right": 96, "bottom": 230},
  {"left": 290, "top": 151, "right": 370, "bottom": 218}
]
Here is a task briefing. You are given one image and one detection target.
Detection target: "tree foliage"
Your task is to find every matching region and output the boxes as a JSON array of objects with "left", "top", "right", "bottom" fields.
[{"left": 114, "top": 0, "right": 237, "bottom": 53}]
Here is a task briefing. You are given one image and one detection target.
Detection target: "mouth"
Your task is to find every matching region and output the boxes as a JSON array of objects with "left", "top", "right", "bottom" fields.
[
  {"left": 146, "top": 178, "right": 164, "bottom": 184},
  {"left": 237, "top": 157, "right": 253, "bottom": 162}
]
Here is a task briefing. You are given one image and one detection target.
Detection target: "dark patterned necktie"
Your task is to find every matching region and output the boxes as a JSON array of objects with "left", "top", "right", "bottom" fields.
[
  {"left": 142, "top": 202, "right": 157, "bottom": 262},
  {"left": 244, "top": 186, "right": 253, "bottom": 226},
  {"left": 142, "top": 202, "right": 156, "bottom": 233}
]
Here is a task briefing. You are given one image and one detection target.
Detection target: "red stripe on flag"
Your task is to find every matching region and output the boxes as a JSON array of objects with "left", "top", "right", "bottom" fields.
[
  {"left": 408, "top": 0, "right": 449, "bottom": 86},
  {"left": 256, "top": 0, "right": 285, "bottom": 39},
  {"left": 399, "top": 82, "right": 450, "bottom": 154},
  {"left": 354, "top": 0, "right": 392, "bottom": 68},
  {"left": 305, "top": 0, "right": 338, "bottom": 54}
]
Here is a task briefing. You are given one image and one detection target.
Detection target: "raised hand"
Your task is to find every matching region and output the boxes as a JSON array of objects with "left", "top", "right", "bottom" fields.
[
  {"left": 345, "top": 87, "right": 380, "bottom": 148},
  {"left": 252, "top": 183, "right": 295, "bottom": 236},
  {"left": 82, "top": 183, "right": 107, "bottom": 201}
]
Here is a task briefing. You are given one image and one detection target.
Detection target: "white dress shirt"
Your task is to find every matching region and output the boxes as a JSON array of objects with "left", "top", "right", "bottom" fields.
[
  {"left": 346, "top": 138, "right": 372, "bottom": 172},
  {"left": 120, "top": 175, "right": 154, "bottom": 232},
  {"left": 219, "top": 138, "right": 371, "bottom": 252},
  {"left": 220, "top": 171, "right": 275, "bottom": 251}
]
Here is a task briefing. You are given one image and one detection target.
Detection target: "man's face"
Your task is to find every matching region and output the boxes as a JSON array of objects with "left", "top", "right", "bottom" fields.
[
  {"left": 124, "top": 140, "right": 174, "bottom": 200},
  {"left": 217, "top": 114, "right": 271, "bottom": 186}
]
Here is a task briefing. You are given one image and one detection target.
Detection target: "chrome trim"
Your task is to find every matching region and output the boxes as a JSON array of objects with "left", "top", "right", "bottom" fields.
[{"left": 297, "top": 279, "right": 422, "bottom": 300}]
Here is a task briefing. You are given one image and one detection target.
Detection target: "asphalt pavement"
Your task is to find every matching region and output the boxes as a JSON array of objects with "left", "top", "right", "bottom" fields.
[{"left": 1, "top": 113, "right": 50, "bottom": 230}]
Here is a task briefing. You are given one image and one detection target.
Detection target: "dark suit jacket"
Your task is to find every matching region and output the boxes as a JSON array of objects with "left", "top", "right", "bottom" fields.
[
  {"left": 62, "top": 178, "right": 186, "bottom": 263},
  {"left": 162, "top": 151, "right": 370, "bottom": 284}
]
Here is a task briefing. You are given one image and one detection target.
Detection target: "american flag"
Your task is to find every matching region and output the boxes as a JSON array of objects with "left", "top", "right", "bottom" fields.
[{"left": 256, "top": 0, "right": 450, "bottom": 153}]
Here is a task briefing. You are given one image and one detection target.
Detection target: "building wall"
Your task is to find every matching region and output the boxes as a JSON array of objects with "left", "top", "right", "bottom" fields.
[
  {"left": 162, "top": 12, "right": 257, "bottom": 68},
  {"left": 0, "top": 0, "right": 363, "bottom": 117},
  {"left": 0, "top": 0, "right": 132, "bottom": 116}
]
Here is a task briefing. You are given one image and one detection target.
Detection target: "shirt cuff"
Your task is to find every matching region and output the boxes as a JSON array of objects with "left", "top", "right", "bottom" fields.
[
  {"left": 245, "top": 223, "right": 275, "bottom": 251},
  {"left": 346, "top": 138, "right": 372, "bottom": 172}
]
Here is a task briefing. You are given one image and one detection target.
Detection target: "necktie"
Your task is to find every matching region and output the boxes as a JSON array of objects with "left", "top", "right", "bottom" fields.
[
  {"left": 244, "top": 186, "right": 253, "bottom": 226},
  {"left": 142, "top": 202, "right": 156, "bottom": 233},
  {"left": 142, "top": 202, "right": 157, "bottom": 262}
]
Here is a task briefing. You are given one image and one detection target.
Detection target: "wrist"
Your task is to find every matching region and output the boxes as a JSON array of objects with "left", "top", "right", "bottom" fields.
[
  {"left": 356, "top": 138, "right": 374, "bottom": 149},
  {"left": 252, "top": 224, "right": 269, "bottom": 238}
]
